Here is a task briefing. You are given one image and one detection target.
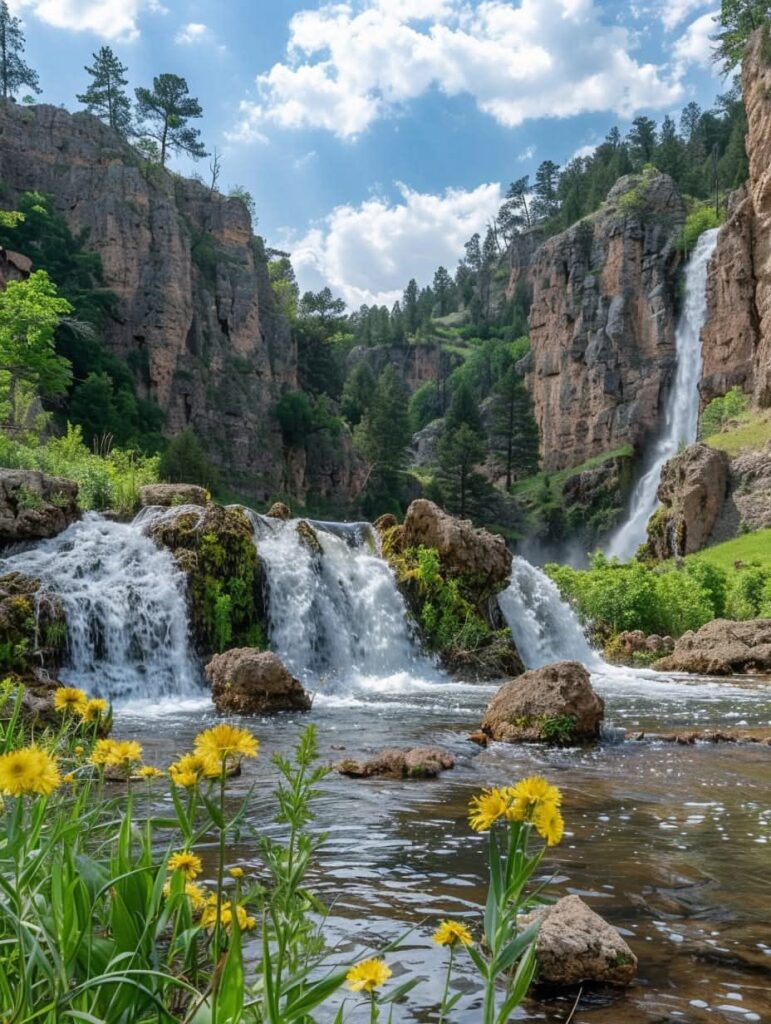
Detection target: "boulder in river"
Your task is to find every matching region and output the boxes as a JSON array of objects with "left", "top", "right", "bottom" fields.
[
  {"left": 0, "top": 469, "right": 79, "bottom": 545},
  {"left": 522, "top": 895, "right": 637, "bottom": 987},
  {"left": 139, "top": 483, "right": 208, "bottom": 507},
  {"left": 481, "top": 661, "right": 604, "bottom": 744},
  {"left": 206, "top": 648, "right": 311, "bottom": 715},
  {"left": 401, "top": 499, "right": 512, "bottom": 585},
  {"left": 266, "top": 501, "right": 291, "bottom": 520},
  {"left": 337, "top": 746, "right": 455, "bottom": 779},
  {"left": 654, "top": 618, "right": 771, "bottom": 675}
]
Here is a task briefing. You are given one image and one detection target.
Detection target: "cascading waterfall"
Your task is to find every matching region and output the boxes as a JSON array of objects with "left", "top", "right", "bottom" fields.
[
  {"left": 605, "top": 228, "right": 720, "bottom": 561},
  {"left": 248, "top": 513, "right": 437, "bottom": 690},
  {"left": 0, "top": 513, "right": 199, "bottom": 699},
  {"left": 498, "top": 557, "right": 602, "bottom": 670}
]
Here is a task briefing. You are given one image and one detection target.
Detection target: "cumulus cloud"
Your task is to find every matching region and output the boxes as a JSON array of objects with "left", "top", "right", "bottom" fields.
[
  {"left": 230, "top": 0, "right": 682, "bottom": 141},
  {"left": 283, "top": 182, "right": 503, "bottom": 307},
  {"left": 673, "top": 11, "right": 719, "bottom": 69},
  {"left": 175, "top": 21, "right": 207, "bottom": 44},
  {"left": 659, "top": 0, "right": 712, "bottom": 31},
  {"left": 571, "top": 142, "right": 598, "bottom": 161},
  {"left": 518, "top": 145, "right": 536, "bottom": 161},
  {"left": 9, "top": 0, "right": 157, "bottom": 40}
]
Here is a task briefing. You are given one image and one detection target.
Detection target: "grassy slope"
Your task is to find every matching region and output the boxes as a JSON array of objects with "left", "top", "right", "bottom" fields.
[
  {"left": 689, "top": 529, "right": 771, "bottom": 571},
  {"left": 702, "top": 409, "right": 771, "bottom": 455},
  {"left": 510, "top": 445, "right": 634, "bottom": 497}
]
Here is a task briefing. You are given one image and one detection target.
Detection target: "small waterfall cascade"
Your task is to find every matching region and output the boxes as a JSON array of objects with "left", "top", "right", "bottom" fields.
[
  {"left": 498, "top": 557, "right": 602, "bottom": 670},
  {"left": 247, "top": 513, "right": 437, "bottom": 689},
  {"left": 605, "top": 228, "right": 720, "bottom": 561},
  {"left": 0, "top": 513, "right": 199, "bottom": 699}
]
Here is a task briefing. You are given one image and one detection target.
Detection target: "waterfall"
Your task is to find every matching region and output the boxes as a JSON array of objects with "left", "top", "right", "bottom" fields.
[
  {"left": 248, "top": 514, "right": 437, "bottom": 690},
  {"left": 605, "top": 228, "right": 720, "bottom": 561},
  {"left": 498, "top": 557, "right": 602, "bottom": 670},
  {"left": 0, "top": 513, "right": 199, "bottom": 699}
]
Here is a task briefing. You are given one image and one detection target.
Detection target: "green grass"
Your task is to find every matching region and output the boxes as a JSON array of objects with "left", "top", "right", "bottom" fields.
[
  {"left": 511, "top": 444, "right": 634, "bottom": 497},
  {"left": 703, "top": 410, "right": 771, "bottom": 455},
  {"left": 689, "top": 529, "right": 771, "bottom": 572}
]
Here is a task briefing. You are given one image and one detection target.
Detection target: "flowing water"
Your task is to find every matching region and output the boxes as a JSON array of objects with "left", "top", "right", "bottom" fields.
[{"left": 606, "top": 228, "right": 720, "bottom": 561}]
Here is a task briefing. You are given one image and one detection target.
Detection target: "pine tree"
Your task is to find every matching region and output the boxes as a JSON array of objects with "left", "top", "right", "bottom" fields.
[
  {"left": 77, "top": 46, "right": 132, "bottom": 135},
  {"left": 489, "top": 366, "right": 539, "bottom": 489},
  {"left": 531, "top": 161, "right": 560, "bottom": 220},
  {"left": 0, "top": 1, "right": 40, "bottom": 101},
  {"left": 134, "top": 74, "right": 207, "bottom": 166},
  {"left": 403, "top": 279, "right": 420, "bottom": 335},
  {"left": 713, "top": 1, "right": 771, "bottom": 72},
  {"left": 445, "top": 378, "right": 482, "bottom": 433},
  {"left": 437, "top": 424, "right": 486, "bottom": 518},
  {"left": 432, "top": 266, "right": 454, "bottom": 316},
  {"left": 341, "top": 361, "right": 376, "bottom": 426},
  {"left": 356, "top": 365, "right": 412, "bottom": 509},
  {"left": 627, "top": 116, "right": 658, "bottom": 168}
]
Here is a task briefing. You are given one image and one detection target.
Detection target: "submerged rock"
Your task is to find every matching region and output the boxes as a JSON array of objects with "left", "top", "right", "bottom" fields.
[
  {"left": 266, "top": 502, "right": 291, "bottom": 520},
  {"left": 523, "top": 895, "right": 637, "bottom": 987},
  {"left": 443, "top": 632, "right": 524, "bottom": 681},
  {"left": 296, "top": 519, "right": 322, "bottom": 554},
  {"left": 402, "top": 499, "right": 511, "bottom": 585},
  {"left": 481, "top": 661, "right": 604, "bottom": 744},
  {"left": 654, "top": 618, "right": 771, "bottom": 675},
  {"left": 337, "top": 746, "right": 455, "bottom": 779},
  {"left": 0, "top": 469, "right": 80, "bottom": 546},
  {"left": 205, "top": 648, "right": 311, "bottom": 715},
  {"left": 139, "top": 483, "right": 208, "bottom": 507}
]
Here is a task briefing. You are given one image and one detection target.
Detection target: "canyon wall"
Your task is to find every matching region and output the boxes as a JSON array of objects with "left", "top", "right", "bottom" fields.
[
  {"left": 702, "top": 28, "right": 771, "bottom": 408},
  {"left": 0, "top": 103, "right": 359, "bottom": 504},
  {"left": 523, "top": 172, "right": 685, "bottom": 472}
]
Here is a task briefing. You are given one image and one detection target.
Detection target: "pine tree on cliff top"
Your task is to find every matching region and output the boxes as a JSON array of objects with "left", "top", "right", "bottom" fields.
[
  {"left": 713, "top": 1, "right": 771, "bottom": 72},
  {"left": 77, "top": 46, "right": 132, "bottom": 135},
  {"left": 134, "top": 74, "right": 207, "bottom": 166},
  {"left": 0, "top": 1, "right": 40, "bottom": 101}
]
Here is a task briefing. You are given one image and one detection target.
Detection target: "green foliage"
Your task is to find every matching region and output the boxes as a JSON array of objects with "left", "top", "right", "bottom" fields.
[
  {"left": 275, "top": 390, "right": 314, "bottom": 448},
  {"left": 228, "top": 185, "right": 257, "bottom": 220},
  {"left": 159, "top": 428, "right": 219, "bottom": 490},
  {"left": 536, "top": 714, "right": 578, "bottom": 744},
  {"left": 713, "top": 1, "right": 771, "bottom": 72},
  {"left": 341, "top": 360, "right": 376, "bottom": 426},
  {"left": 356, "top": 365, "right": 412, "bottom": 512},
  {"left": 408, "top": 379, "right": 440, "bottom": 432},
  {"left": 679, "top": 203, "right": 722, "bottom": 253},
  {"left": 134, "top": 73, "right": 207, "bottom": 166},
  {"left": 700, "top": 386, "right": 749, "bottom": 437},
  {"left": 0, "top": 0, "right": 40, "bottom": 100},
  {"left": 77, "top": 45, "right": 132, "bottom": 134}
]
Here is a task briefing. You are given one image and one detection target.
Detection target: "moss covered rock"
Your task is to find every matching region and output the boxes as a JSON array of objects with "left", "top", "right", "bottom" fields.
[
  {"left": 147, "top": 504, "right": 265, "bottom": 656},
  {"left": 0, "top": 571, "right": 67, "bottom": 676}
]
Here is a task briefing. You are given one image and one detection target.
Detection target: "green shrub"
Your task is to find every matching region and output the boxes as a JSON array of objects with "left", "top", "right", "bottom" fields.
[
  {"left": 699, "top": 386, "right": 749, "bottom": 438},
  {"left": 678, "top": 203, "right": 722, "bottom": 253}
]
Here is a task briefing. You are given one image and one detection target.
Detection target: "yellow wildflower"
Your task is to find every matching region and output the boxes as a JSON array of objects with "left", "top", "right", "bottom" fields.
[
  {"left": 532, "top": 802, "right": 565, "bottom": 846},
  {"left": 137, "top": 765, "right": 164, "bottom": 779},
  {"left": 53, "top": 687, "right": 87, "bottom": 715},
  {"left": 228, "top": 866, "right": 244, "bottom": 878},
  {"left": 88, "top": 739, "right": 143, "bottom": 769},
  {"left": 345, "top": 958, "right": 392, "bottom": 993},
  {"left": 468, "top": 788, "right": 509, "bottom": 832},
  {"left": 63, "top": 772, "right": 76, "bottom": 785},
  {"left": 163, "top": 879, "right": 208, "bottom": 911},
  {"left": 433, "top": 920, "right": 473, "bottom": 947},
  {"left": 199, "top": 896, "right": 256, "bottom": 933},
  {"left": 194, "top": 724, "right": 259, "bottom": 766},
  {"left": 505, "top": 776, "right": 562, "bottom": 823},
  {"left": 80, "top": 698, "right": 108, "bottom": 723},
  {"left": 168, "top": 751, "right": 218, "bottom": 788},
  {"left": 167, "top": 850, "right": 203, "bottom": 880},
  {"left": 0, "top": 746, "right": 61, "bottom": 797},
  {"left": 74, "top": 746, "right": 84, "bottom": 756}
]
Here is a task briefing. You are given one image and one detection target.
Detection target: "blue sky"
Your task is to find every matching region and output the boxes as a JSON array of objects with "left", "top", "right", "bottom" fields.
[{"left": 12, "top": 0, "right": 725, "bottom": 306}]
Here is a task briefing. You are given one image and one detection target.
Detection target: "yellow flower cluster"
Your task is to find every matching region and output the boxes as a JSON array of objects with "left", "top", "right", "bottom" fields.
[
  {"left": 53, "top": 687, "right": 108, "bottom": 723},
  {"left": 162, "top": 879, "right": 208, "bottom": 911},
  {"left": 168, "top": 725, "right": 259, "bottom": 787},
  {"left": 199, "top": 895, "right": 256, "bottom": 933},
  {"left": 0, "top": 746, "right": 60, "bottom": 797},
  {"left": 88, "top": 739, "right": 143, "bottom": 769},
  {"left": 433, "top": 920, "right": 473, "bottom": 947},
  {"left": 345, "top": 958, "right": 392, "bottom": 993},
  {"left": 167, "top": 850, "right": 203, "bottom": 880},
  {"left": 468, "top": 776, "right": 564, "bottom": 845}
]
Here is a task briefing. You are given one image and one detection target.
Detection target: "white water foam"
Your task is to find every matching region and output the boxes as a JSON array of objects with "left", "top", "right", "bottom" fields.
[
  {"left": 606, "top": 228, "right": 720, "bottom": 561},
  {"left": 0, "top": 513, "right": 200, "bottom": 699}
]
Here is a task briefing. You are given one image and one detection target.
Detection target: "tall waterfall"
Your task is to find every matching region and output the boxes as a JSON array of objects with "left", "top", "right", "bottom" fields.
[
  {"left": 498, "top": 557, "right": 601, "bottom": 670},
  {"left": 0, "top": 513, "right": 199, "bottom": 699},
  {"left": 605, "top": 228, "right": 720, "bottom": 561},
  {"left": 249, "top": 514, "right": 437, "bottom": 690}
]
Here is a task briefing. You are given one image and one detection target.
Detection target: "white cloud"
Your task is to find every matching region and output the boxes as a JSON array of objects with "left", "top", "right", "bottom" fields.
[
  {"left": 673, "top": 11, "right": 719, "bottom": 69},
  {"left": 283, "top": 182, "right": 503, "bottom": 307},
  {"left": 231, "top": 0, "right": 682, "bottom": 141},
  {"left": 9, "top": 0, "right": 156, "bottom": 40},
  {"left": 571, "top": 142, "right": 598, "bottom": 161},
  {"left": 659, "top": 0, "right": 711, "bottom": 31},
  {"left": 293, "top": 149, "right": 318, "bottom": 169},
  {"left": 518, "top": 145, "right": 536, "bottom": 161},
  {"left": 175, "top": 21, "right": 207, "bottom": 44}
]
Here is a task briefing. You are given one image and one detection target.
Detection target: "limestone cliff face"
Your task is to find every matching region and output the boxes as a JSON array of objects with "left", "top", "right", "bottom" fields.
[
  {"left": 0, "top": 103, "right": 358, "bottom": 504},
  {"left": 702, "top": 29, "right": 771, "bottom": 408},
  {"left": 525, "top": 172, "right": 685, "bottom": 471},
  {"left": 347, "top": 342, "right": 458, "bottom": 394}
]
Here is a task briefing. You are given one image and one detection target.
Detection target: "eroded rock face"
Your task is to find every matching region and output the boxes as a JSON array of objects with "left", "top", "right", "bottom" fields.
[
  {"left": 205, "top": 648, "right": 311, "bottom": 715},
  {"left": 523, "top": 895, "right": 637, "bottom": 988},
  {"left": 702, "top": 29, "right": 771, "bottom": 408},
  {"left": 526, "top": 171, "right": 685, "bottom": 471},
  {"left": 402, "top": 500, "right": 512, "bottom": 585},
  {"left": 337, "top": 746, "right": 455, "bottom": 779},
  {"left": 481, "top": 661, "right": 604, "bottom": 743},
  {"left": 710, "top": 440, "right": 771, "bottom": 541},
  {"left": 654, "top": 618, "right": 771, "bottom": 675},
  {"left": 139, "top": 484, "right": 208, "bottom": 508},
  {"left": 0, "top": 470, "right": 80, "bottom": 545},
  {"left": 0, "top": 572, "right": 67, "bottom": 674},
  {"left": 644, "top": 444, "right": 729, "bottom": 559}
]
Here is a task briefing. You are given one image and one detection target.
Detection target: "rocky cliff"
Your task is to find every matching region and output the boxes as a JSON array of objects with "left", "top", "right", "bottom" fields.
[
  {"left": 702, "top": 28, "right": 771, "bottom": 408},
  {"left": 523, "top": 171, "right": 685, "bottom": 472},
  {"left": 0, "top": 103, "right": 358, "bottom": 504}
]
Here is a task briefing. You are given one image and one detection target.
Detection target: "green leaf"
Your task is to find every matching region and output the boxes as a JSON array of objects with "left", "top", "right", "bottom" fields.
[{"left": 215, "top": 903, "right": 244, "bottom": 1024}]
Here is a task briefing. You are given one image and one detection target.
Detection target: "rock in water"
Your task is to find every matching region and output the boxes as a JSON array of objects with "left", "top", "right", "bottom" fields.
[
  {"left": 206, "top": 648, "right": 311, "bottom": 715},
  {"left": 654, "top": 618, "right": 771, "bottom": 675},
  {"left": 140, "top": 484, "right": 208, "bottom": 507},
  {"left": 481, "top": 661, "right": 604, "bottom": 744},
  {"left": 266, "top": 502, "right": 291, "bottom": 520},
  {"left": 0, "top": 470, "right": 80, "bottom": 545},
  {"left": 524, "top": 895, "right": 637, "bottom": 987},
  {"left": 402, "top": 499, "right": 511, "bottom": 585},
  {"left": 337, "top": 747, "right": 455, "bottom": 779}
]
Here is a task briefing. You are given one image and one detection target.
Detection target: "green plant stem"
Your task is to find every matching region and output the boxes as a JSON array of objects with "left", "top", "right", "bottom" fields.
[
  {"left": 438, "top": 946, "right": 455, "bottom": 1024},
  {"left": 211, "top": 761, "right": 227, "bottom": 1024}
]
